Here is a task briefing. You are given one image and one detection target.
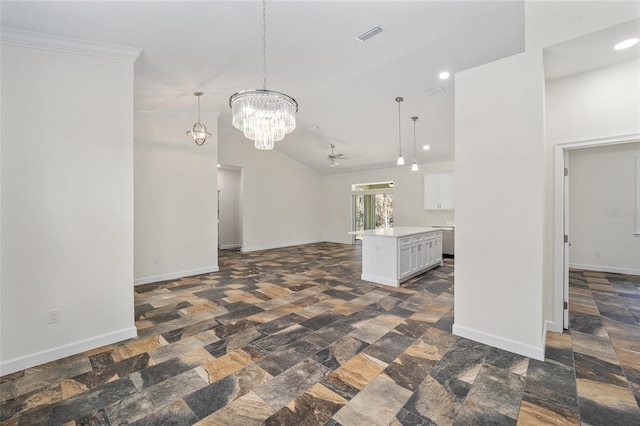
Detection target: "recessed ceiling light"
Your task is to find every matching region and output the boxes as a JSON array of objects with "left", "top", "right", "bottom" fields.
[
  {"left": 423, "top": 145, "right": 430, "bottom": 151},
  {"left": 614, "top": 38, "right": 639, "bottom": 50},
  {"left": 439, "top": 71, "right": 450, "bottom": 80},
  {"left": 356, "top": 26, "right": 383, "bottom": 42}
]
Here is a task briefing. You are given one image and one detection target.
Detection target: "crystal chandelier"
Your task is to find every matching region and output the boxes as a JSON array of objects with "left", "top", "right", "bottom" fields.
[
  {"left": 186, "top": 92, "right": 211, "bottom": 146},
  {"left": 411, "top": 116, "right": 419, "bottom": 171},
  {"left": 395, "top": 97, "right": 405, "bottom": 165},
  {"left": 229, "top": 0, "right": 298, "bottom": 150}
]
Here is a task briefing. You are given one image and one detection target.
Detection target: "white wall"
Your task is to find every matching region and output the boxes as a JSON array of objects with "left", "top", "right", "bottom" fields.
[
  {"left": 568, "top": 143, "right": 640, "bottom": 274},
  {"left": 134, "top": 112, "right": 219, "bottom": 285},
  {"left": 455, "top": 51, "right": 545, "bottom": 360},
  {"left": 546, "top": 59, "right": 640, "bottom": 142},
  {"left": 544, "top": 59, "right": 640, "bottom": 328},
  {"left": 453, "top": 1, "right": 639, "bottom": 359},
  {"left": 323, "top": 163, "right": 454, "bottom": 244},
  {"left": 218, "top": 133, "right": 323, "bottom": 252},
  {"left": 1, "top": 36, "right": 138, "bottom": 374},
  {"left": 218, "top": 167, "right": 241, "bottom": 249}
]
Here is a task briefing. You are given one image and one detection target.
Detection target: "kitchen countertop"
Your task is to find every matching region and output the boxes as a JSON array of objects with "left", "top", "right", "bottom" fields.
[{"left": 348, "top": 226, "right": 441, "bottom": 238}]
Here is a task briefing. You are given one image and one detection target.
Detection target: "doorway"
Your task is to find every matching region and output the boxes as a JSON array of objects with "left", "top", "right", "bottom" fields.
[
  {"left": 217, "top": 165, "right": 242, "bottom": 251},
  {"left": 555, "top": 135, "right": 640, "bottom": 330}
]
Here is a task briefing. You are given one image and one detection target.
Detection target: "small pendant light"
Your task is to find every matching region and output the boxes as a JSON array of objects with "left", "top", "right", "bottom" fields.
[
  {"left": 186, "top": 92, "right": 211, "bottom": 146},
  {"left": 395, "top": 97, "right": 405, "bottom": 165},
  {"left": 411, "top": 116, "right": 419, "bottom": 171}
]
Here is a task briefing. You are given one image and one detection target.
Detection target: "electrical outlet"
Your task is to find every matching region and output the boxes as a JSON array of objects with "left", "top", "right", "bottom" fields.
[
  {"left": 153, "top": 257, "right": 160, "bottom": 265},
  {"left": 48, "top": 309, "right": 60, "bottom": 324},
  {"left": 595, "top": 250, "right": 601, "bottom": 257}
]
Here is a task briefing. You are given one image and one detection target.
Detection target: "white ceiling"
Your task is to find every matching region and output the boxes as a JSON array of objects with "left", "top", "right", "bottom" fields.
[
  {"left": 2, "top": 2, "right": 636, "bottom": 175},
  {"left": 544, "top": 18, "right": 640, "bottom": 81}
]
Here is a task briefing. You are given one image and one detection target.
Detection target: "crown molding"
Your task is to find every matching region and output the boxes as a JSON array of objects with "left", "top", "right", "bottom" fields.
[{"left": 1, "top": 27, "right": 141, "bottom": 61}]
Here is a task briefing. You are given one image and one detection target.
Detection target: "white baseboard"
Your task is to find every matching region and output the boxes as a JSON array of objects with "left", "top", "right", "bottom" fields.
[
  {"left": 360, "top": 274, "right": 399, "bottom": 287},
  {"left": 0, "top": 326, "right": 137, "bottom": 376},
  {"left": 452, "top": 323, "right": 544, "bottom": 361},
  {"left": 219, "top": 244, "right": 241, "bottom": 250},
  {"left": 134, "top": 266, "right": 220, "bottom": 286},
  {"left": 545, "top": 318, "right": 562, "bottom": 334},
  {"left": 323, "top": 239, "right": 353, "bottom": 245},
  {"left": 569, "top": 263, "right": 640, "bottom": 276},
  {"left": 241, "top": 239, "right": 323, "bottom": 253}
]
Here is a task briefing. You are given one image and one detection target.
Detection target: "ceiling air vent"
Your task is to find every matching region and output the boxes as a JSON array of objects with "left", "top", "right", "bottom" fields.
[
  {"left": 356, "top": 27, "right": 383, "bottom": 42},
  {"left": 424, "top": 86, "right": 445, "bottom": 96}
]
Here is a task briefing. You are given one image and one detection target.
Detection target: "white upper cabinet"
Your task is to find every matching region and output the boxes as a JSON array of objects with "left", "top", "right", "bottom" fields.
[{"left": 424, "top": 173, "right": 454, "bottom": 210}]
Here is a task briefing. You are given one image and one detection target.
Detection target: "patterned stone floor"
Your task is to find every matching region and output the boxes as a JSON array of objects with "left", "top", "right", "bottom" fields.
[{"left": 1, "top": 242, "right": 639, "bottom": 425}]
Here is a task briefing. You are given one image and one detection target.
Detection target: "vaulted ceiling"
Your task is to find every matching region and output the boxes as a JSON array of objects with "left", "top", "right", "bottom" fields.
[{"left": 2, "top": 2, "right": 635, "bottom": 175}]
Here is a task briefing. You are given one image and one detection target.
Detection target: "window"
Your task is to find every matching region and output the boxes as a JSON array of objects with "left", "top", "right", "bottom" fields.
[{"left": 352, "top": 181, "right": 394, "bottom": 243}]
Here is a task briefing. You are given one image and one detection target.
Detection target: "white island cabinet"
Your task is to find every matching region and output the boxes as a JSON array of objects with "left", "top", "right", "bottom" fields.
[{"left": 349, "top": 226, "right": 443, "bottom": 287}]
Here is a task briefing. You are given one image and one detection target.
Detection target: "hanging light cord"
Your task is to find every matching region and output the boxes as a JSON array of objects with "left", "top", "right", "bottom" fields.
[
  {"left": 396, "top": 97, "right": 403, "bottom": 156},
  {"left": 413, "top": 117, "right": 417, "bottom": 160},
  {"left": 262, "top": 0, "right": 267, "bottom": 90},
  {"left": 197, "top": 94, "right": 201, "bottom": 122}
]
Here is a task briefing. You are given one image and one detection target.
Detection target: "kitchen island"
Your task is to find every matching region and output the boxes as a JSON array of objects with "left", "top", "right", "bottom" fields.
[{"left": 349, "top": 226, "right": 443, "bottom": 287}]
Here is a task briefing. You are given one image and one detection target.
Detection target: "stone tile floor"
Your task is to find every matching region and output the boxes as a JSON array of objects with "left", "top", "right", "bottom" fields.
[{"left": 1, "top": 242, "right": 639, "bottom": 425}]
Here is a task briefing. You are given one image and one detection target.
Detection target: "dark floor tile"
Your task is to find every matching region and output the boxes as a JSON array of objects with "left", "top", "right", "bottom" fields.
[
  {"left": 184, "top": 364, "right": 270, "bottom": 419},
  {"left": 430, "top": 338, "right": 490, "bottom": 386},
  {"left": 75, "top": 408, "right": 110, "bottom": 425},
  {"left": 394, "top": 408, "right": 434, "bottom": 425},
  {"left": 363, "top": 330, "right": 414, "bottom": 364},
  {"left": 394, "top": 318, "right": 432, "bottom": 339},
  {"left": 574, "top": 352, "right": 628, "bottom": 388},
  {"left": 305, "top": 322, "right": 356, "bottom": 348},
  {"left": 523, "top": 359, "right": 578, "bottom": 410},
  {"left": 214, "top": 318, "right": 259, "bottom": 339},
  {"left": 569, "top": 313, "right": 607, "bottom": 336},
  {"left": 578, "top": 394, "right": 640, "bottom": 426},
  {"left": 299, "top": 312, "right": 345, "bottom": 331},
  {"left": 257, "top": 339, "right": 321, "bottom": 376},
  {"left": 263, "top": 383, "right": 345, "bottom": 426},
  {"left": 322, "top": 289, "right": 358, "bottom": 301},
  {"left": 255, "top": 359, "right": 329, "bottom": 411},
  {"left": 257, "top": 313, "right": 306, "bottom": 335},
  {"left": 128, "top": 399, "right": 198, "bottom": 426},
  {"left": 129, "top": 356, "right": 195, "bottom": 390},
  {"left": 255, "top": 324, "right": 313, "bottom": 352},
  {"left": 18, "top": 377, "right": 137, "bottom": 425}
]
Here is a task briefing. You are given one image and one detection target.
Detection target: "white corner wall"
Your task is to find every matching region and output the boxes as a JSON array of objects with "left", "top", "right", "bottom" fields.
[
  {"left": 1, "top": 41, "right": 138, "bottom": 374},
  {"left": 323, "top": 163, "right": 455, "bottom": 244},
  {"left": 134, "top": 112, "right": 219, "bottom": 285},
  {"left": 218, "top": 167, "right": 241, "bottom": 249},
  {"left": 453, "top": 1, "right": 639, "bottom": 359},
  {"left": 454, "top": 51, "right": 545, "bottom": 360},
  {"left": 218, "top": 134, "right": 323, "bottom": 252},
  {"left": 568, "top": 143, "right": 640, "bottom": 274}
]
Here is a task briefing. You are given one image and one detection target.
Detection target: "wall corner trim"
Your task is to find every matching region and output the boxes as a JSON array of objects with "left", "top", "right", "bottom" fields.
[
  {"left": 0, "top": 327, "right": 137, "bottom": 377},
  {"left": 1, "top": 27, "right": 142, "bottom": 61},
  {"left": 452, "top": 323, "right": 544, "bottom": 361}
]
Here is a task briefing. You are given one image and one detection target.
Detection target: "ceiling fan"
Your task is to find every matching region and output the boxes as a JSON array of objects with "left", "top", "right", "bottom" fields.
[{"left": 327, "top": 143, "right": 345, "bottom": 167}]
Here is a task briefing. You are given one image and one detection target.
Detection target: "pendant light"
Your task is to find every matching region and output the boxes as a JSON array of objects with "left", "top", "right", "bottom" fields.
[
  {"left": 229, "top": 0, "right": 298, "bottom": 150},
  {"left": 186, "top": 92, "right": 211, "bottom": 146},
  {"left": 395, "top": 97, "right": 405, "bottom": 165},
  {"left": 411, "top": 116, "right": 419, "bottom": 171}
]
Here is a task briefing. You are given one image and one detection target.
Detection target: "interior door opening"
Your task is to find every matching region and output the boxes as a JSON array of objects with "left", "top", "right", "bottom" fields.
[{"left": 351, "top": 181, "right": 394, "bottom": 244}]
